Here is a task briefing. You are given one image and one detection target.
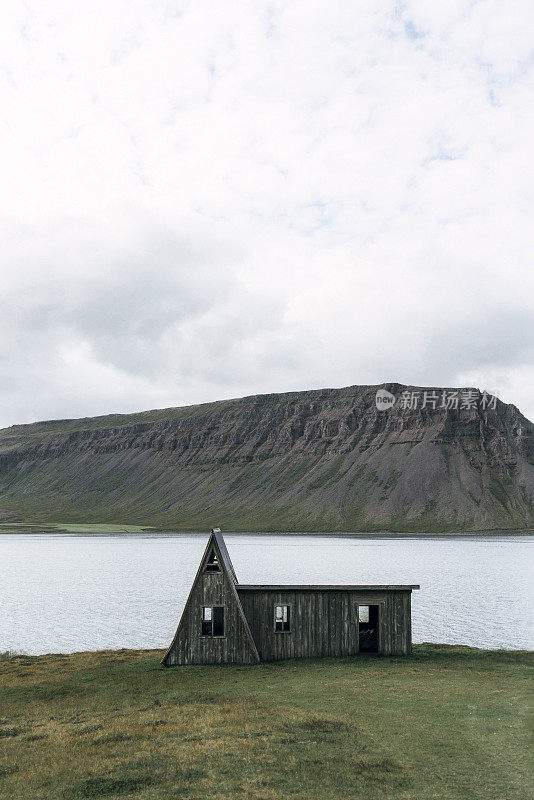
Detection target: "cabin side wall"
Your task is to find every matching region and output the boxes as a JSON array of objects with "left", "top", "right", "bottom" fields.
[
  {"left": 164, "top": 569, "right": 258, "bottom": 665},
  {"left": 238, "top": 589, "right": 412, "bottom": 660},
  {"left": 379, "top": 591, "right": 412, "bottom": 656}
]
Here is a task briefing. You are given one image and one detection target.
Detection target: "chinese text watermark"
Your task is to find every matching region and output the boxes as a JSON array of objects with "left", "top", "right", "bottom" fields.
[{"left": 375, "top": 388, "right": 499, "bottom": 412}]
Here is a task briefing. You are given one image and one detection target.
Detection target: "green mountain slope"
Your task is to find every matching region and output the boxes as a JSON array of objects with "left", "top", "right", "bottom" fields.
[{"left": 0, "top": 383, "right": 533, "bottom": 531}]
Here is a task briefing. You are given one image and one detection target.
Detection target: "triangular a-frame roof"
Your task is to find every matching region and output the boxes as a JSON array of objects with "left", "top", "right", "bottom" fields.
[
  {"left": 161, "top": 529, "right": 259, "bottom": 665},
  {"left": 210, "top": 528, "right": 237, "bottom": 583}
]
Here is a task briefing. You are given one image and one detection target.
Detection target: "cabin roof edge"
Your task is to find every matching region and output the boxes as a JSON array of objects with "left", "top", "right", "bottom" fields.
[
  {"left": 211, "top": 528, "right": 238, "bottom": 584},
  {"left": 236, "top": 584, "right": 420, "bottom": 591}
]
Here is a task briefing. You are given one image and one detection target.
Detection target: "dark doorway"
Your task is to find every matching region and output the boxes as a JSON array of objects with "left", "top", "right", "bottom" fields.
[{"left": 359, "top": 605, "right": 379, "bottom": 653}]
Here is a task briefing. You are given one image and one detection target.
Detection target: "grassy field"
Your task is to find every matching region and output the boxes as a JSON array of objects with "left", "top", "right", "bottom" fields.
[
  {"left": 0, "top": 523, "right": 154, "bottom": 534},
  {"left": 0, "top": 646, "right": 532, "bottom": 800}
]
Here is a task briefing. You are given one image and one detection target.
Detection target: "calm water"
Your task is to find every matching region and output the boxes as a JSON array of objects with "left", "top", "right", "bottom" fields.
[{"left": 1, "top": 533, "right": 532, "bottom": 654}]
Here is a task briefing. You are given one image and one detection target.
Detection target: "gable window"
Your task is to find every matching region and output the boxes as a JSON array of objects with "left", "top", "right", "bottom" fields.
[
  {"left": 205, "top": 549, "right": 220, "bottom": 572},
  {"left": 202, "top": 606, "right": 224, "bottom": 636},
  {"left": 274, "top": 604, "right": 290, "bottom": 633}
]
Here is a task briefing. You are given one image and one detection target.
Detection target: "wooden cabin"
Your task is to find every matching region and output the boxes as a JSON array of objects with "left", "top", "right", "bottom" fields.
[{"left": 162, "top": 529, "right": 419, "bottom": 666}]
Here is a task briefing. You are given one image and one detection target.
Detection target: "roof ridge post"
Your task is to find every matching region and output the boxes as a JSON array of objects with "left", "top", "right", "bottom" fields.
[{"left": 211, "top": 527, "right": 238, "bottom": 584}]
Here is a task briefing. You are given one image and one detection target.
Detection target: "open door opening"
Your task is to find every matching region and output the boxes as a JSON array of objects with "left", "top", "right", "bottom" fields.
[{"left": 359, "top": 605, "right": 379, "bottom": 653}]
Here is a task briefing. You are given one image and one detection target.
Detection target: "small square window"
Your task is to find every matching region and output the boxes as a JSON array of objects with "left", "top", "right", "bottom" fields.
[
  {"left": 275, "top": 604, "right": 290, "bottom": 632},
  {"left": 358, "top": 605, "right": 369, "bottom": 623},
  {"left": 201, "top": 606, "right": 224, "bottom": 636}
]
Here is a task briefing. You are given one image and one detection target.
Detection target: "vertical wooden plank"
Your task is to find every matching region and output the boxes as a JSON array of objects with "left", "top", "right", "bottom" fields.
[
  {"left": 310, "top": 591, "right": 316, "bottom": 658},
  {"left": 273, "top": 593, "right": 280, "bottom": 662},
  {"left": 264, "top": 592, "right": 272, "bottom": 661},
  {"left": 350, "top": 593, "right": 358, "bottom": 655},
  {"left": 338, "top": 594, "right": 344, "bottom": 657},
  {"left": 346, "top": 594, "right": 352, "bottom": 657},
  {"left": 324, "top": 593, "right": 331, "bottom": 657},
  {"left": 294, "top": 592, "right": 302, "bottom": 659},
  {"left": 257, "top": 591, "right": 266, "bottom": 661},
  {"left": 328, "top": 594, "right": 334, "bottom": 657},
  {"left": 351, "top": 594, "right": 359, "bottom": 655},
  {"left": 315, "top": 593, "right": 322, "bottom": 657},
  {"left": 308, "top": 592, "right": 315, "bottom": 657},
  {"left": 320, "top": 593, "right": 328, "bottom": 657},
  {"left": 394, "top": 593, "right": 400, "bottom": 655},
  {"left": 407, "top": 592, "right": 412, "bottom": 654},
  {"left": 333, "top": 593, "right": 338, "bottom": 657},
  {"left": 288, "top": 593, "right": 295, "bottom": 660}
]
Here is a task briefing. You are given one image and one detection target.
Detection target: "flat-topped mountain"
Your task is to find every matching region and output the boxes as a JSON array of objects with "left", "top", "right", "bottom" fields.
[{"left": 0, "top": 383, "right": 532, "bottom": 531}]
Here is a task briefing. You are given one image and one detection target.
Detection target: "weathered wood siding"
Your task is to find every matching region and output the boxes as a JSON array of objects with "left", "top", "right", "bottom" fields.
[
  {"left": 379, "top": 590, "right": 412, "bottom": 656},
  {"left": 163, "top": 531, "right": 415, "bottom": 665},
  {"left": 163, "top": 555, "right": 259, "bottom": 666},
  {"left": 238, "top": 589, "right": 412, "bottom": 660}
]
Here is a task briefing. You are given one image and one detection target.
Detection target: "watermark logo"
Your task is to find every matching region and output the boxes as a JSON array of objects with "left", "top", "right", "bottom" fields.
[
  {"left": 375, "top": 388, "right": 396, "bottom": 411},
  {"left": 375, "top": 388, "right": 499, "bottom": 412}
]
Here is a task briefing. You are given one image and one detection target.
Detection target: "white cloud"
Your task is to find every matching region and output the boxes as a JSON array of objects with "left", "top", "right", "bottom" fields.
[{"left": 1, "top": 0, "right": 533, "bottom": 426}]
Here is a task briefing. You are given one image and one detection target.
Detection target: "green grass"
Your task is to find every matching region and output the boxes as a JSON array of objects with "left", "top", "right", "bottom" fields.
[
  {"left": 0, "top": 646, "right": 531, "bottom": 799},
  {"left": 0, "top": 523, "right": 154, "bottom": 533},
  {"left": 306, "top": 457, "right": 345, "bottom": 492},
  {"left": 487, "top": 477, "right": 512, "bottom": 510},
  {"left": 380, "top": 469, "right": 402, "bottom": 500}
]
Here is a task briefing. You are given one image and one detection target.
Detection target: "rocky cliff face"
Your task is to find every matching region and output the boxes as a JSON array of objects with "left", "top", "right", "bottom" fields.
[{"left": 0, "top": 383, "right": 532, "bottom": 531}]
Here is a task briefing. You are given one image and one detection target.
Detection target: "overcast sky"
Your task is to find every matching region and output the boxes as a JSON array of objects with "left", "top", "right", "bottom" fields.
[{"left": 1, "top": 0, "right": 533, "bottom": 428}]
